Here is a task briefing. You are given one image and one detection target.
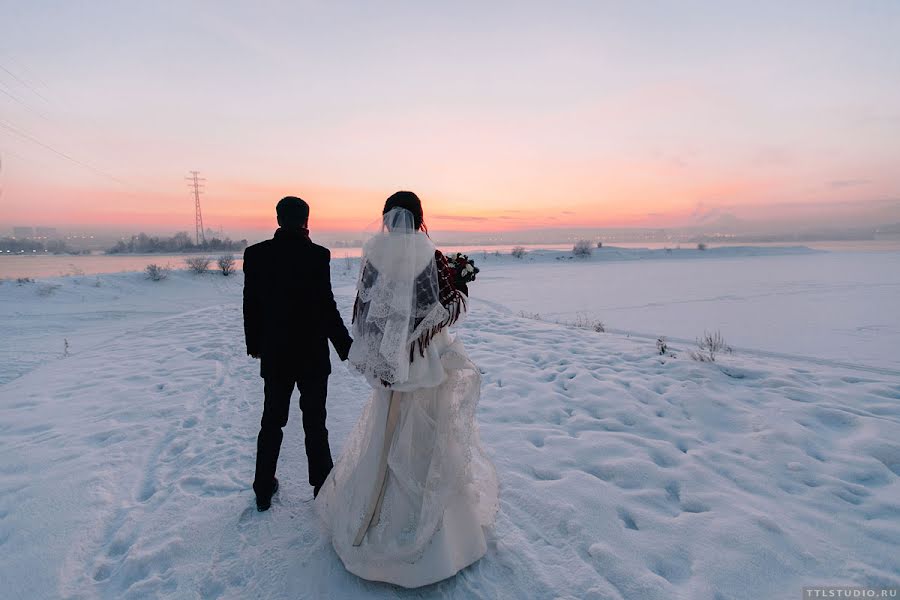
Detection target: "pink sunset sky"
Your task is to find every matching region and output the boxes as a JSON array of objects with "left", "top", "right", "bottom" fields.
[{"left": 1, "top": 1, "right": 898, "bottom": 237}]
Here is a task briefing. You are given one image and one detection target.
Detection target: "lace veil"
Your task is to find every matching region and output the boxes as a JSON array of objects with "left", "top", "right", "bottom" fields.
[{"left": 348, "top": 208, "right": 449, "bottom": 387}]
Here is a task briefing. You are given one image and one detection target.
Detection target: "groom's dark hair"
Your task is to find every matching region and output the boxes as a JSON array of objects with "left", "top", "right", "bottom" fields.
[{"left": 276, "top": 196, "right": 309, "bottom": 228}]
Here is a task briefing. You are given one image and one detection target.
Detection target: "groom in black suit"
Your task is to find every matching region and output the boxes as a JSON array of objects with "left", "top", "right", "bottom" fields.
[{"left": 243, "top": 196, "right": 352, "bottom": 511}]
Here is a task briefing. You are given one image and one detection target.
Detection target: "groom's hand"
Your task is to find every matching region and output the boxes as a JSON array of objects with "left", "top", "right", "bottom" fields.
[{"left": 337, "top": 337, "right": 352, "bottom": 362}]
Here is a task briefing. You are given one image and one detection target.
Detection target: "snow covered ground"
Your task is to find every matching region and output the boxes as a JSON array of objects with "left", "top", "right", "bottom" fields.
[{"left": 1, "top": 249, "right": 899, "bottom": 599}]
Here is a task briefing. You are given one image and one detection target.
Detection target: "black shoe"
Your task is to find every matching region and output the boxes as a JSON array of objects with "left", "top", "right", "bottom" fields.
[{"left": 256, "top": 478, "right": 279, "bottom": 512}]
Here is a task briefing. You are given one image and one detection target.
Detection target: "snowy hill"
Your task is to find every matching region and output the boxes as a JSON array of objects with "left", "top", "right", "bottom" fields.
[{"left": 1, "top": 265, "right": 898, "bottom": 599}]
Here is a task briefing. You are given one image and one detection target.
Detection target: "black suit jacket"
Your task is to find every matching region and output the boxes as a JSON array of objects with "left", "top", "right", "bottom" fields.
[{"left": 243, "top": 228, "right": 352, "bottom": 379}]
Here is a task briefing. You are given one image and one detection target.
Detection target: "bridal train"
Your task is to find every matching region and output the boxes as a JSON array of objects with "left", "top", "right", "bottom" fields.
[{"left": 315, "top": 331, "right": 498, "bottom": 587}]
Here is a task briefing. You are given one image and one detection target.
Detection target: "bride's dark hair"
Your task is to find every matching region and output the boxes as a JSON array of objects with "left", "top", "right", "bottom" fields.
[{"left": 383, "top": 191, "right": 427, "bottom": 234}]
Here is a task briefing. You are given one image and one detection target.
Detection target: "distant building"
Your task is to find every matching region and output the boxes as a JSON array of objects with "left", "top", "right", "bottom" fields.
[
  {"left": 12, "top": 226, "right": 34, "bottom": 239},
  {"left": 874, "top": 224, "right": 900, "bottom": 240},
  {"left": 35, "top": 227, "right": 58, "bottom": 239}
]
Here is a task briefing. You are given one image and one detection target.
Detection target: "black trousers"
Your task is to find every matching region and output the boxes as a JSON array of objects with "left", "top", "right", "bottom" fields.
[{"left": 253, "top": 374, "right": 334, "bottom": 497}]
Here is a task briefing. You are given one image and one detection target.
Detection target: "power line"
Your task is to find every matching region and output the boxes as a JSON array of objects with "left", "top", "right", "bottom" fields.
[
  {"left": 0, "top": 53, "right": 52, "bottom": 96},
  {"left": 0, "top": 81, "right": 48, "bottom": 119},
  {"left": 0, "top": 118, "right": 134, "bottom": 188},
  {"left": 0, "top": 60, "right": 145, "bottom": 197},
  {"left": 0, "top": 63, "right": 50, "bottom": 104}
]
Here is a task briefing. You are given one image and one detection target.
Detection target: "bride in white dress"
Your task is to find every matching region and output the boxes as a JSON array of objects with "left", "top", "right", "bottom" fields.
[{"left": 315, "top": 192, "right": 498, "bottom": 588}]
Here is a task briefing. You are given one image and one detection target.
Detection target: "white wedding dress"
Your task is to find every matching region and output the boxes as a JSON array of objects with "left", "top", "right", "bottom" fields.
[{"left": 315, "top": 209, "right": 498, "bottom": 588}]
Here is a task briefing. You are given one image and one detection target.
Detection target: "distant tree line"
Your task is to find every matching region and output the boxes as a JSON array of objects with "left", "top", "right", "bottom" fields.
[
  {"left": 0, "top": 237, "right": 85, "bottom": 254},
  {"left": 106, "top": 232, "right": 247, "bottom": 254}
]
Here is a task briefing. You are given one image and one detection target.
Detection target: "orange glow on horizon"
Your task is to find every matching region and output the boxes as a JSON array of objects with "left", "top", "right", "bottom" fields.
[
  {"left": 1, "top": 179, "right": 882, "bottom": 234},
  {"left": 2, "top": 158, "right": 894, "bottom": 234}
]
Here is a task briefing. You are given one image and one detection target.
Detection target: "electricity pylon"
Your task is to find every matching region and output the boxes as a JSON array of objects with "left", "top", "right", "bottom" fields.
[{"left": 186, "top": 171, "right": 206, "bottom": 245}]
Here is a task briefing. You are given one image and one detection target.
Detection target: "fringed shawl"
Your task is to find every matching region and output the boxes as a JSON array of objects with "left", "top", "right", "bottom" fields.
[{"left": 352, "top": 249, "right": 466, "bottom": 366}]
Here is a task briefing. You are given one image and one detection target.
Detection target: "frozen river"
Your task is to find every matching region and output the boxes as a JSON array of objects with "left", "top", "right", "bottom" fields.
[{"left": 469, "top": 248, "right": 900, "bottom": 373}]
